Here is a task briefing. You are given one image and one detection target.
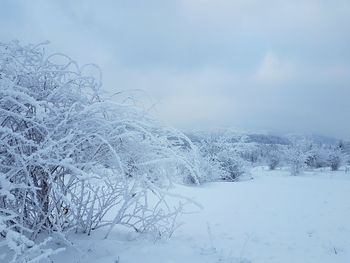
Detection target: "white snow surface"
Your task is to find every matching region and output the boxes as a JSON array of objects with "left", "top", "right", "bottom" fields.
[{"left": 52, "top": 168, "right": 350, "bottom": 263}]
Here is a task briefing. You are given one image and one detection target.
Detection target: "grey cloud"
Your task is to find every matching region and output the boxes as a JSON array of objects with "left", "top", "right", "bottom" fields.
[{"left": 1, "top": 0, "right": 349, "bottom": 139}]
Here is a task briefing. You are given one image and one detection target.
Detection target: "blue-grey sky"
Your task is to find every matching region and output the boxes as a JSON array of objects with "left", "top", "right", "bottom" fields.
[{"left": 1, "top": 0, "right": 350, "bottom": 139}]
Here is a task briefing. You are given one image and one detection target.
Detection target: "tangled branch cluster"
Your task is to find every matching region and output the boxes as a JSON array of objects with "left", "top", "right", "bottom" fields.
[{"left": 0, "top": 41, "right": 200, "bottom": 262}]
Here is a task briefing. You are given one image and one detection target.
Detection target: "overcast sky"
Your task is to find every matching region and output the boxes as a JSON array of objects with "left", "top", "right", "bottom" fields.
[{"left": 1, "top": 0, "right": 350, "bottom": 139}]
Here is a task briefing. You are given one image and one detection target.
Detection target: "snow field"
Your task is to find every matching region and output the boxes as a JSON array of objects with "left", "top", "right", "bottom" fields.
[{"left": 53, "top": 168, "right": 350, "bottom": 263}]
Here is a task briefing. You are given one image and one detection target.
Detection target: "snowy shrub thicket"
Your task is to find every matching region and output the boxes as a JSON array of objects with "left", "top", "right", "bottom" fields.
[
  {"left": 286, "top": 145, "right": 307, "bottom": 176},
  {"left": 305, "top": 145, "right": 330, "bottom": 169},
  {"left": 189, "top": 130, "right": 350, "bottom": 177},
  {"left": 301, "top": 142, "right": 349, "bottom": 172},
  {"left": 0, "top": 41, "right": 200, "bottom": 262},
  {"left": 264, "top": 146, "right": 283, "bottom": 170},
  {"left": 284, "top": 140, "right": 344, "bottom": 175},
  {"left": 326, "top": 147, "right": 345, "bottom": 171},
  {"left": 189, "top": 131, "right": 249, "bottom": 182}
]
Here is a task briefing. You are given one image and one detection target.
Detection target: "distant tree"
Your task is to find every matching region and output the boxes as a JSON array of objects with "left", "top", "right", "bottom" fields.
[
  {"left": 328, "top": 147, "right": 344, "bottom": 171},
  {"left": 286, "top": 143, "right": 307, "bottom": 176},
  {"left": 305, "top": 144, "right": 329, "bottom": 168},
  {"left": 217, "top": 152, "right": 247, "bottom": 181},
  {"left": 267, "top": 150, "right": 281, "bottom": 170},
  {"left": 195, "top": 134, "right": 249, "bottom": 182}
]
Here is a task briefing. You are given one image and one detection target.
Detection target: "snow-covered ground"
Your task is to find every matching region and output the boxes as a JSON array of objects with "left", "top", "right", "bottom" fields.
[{"left": 53, "top": 168, "right": 350, "bottom": 263}]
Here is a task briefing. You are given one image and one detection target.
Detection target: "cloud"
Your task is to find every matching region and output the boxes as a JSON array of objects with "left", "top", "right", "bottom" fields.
[
  {"left": 1, "top": 0, "right": 350, "bottom": 139},
  {"left": 253, "top": 53, "right": 296, "bottom": 83}
]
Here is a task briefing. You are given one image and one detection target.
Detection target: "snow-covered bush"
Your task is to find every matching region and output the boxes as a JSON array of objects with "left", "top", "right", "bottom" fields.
[
  {"left": 328, "top": 147, "right": 344, "bottom": 171},
  {"left": 196, "top": 154, "right": 222, "bottom": 183},
  {"left": 285, "top": 144, "right": 307, "bottom": 176},
  {"left": 194, "top": 134, "right": 249, "bottom": 182},
  {"left": 0, "top": 41, "right": 199, "bottom": 261},
  {"left": 304, "top": 144, "right": 348, "bottom": 171},
  {"left": 234, "top": 137, "right": 261, "bottom": 165},
  {"left": 266, "top": 150, "right": 282, "bottom": 170},
  {"left": 305, "top": 146, "right": 328, "bottom": 169},
  {"left": 216, "top": 151, "right": 248, "bottom": 181}
]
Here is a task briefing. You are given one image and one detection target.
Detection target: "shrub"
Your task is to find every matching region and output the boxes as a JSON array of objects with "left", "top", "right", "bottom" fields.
[{"left": 0, "top": 41, "right": 199, "bottom": 261}]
